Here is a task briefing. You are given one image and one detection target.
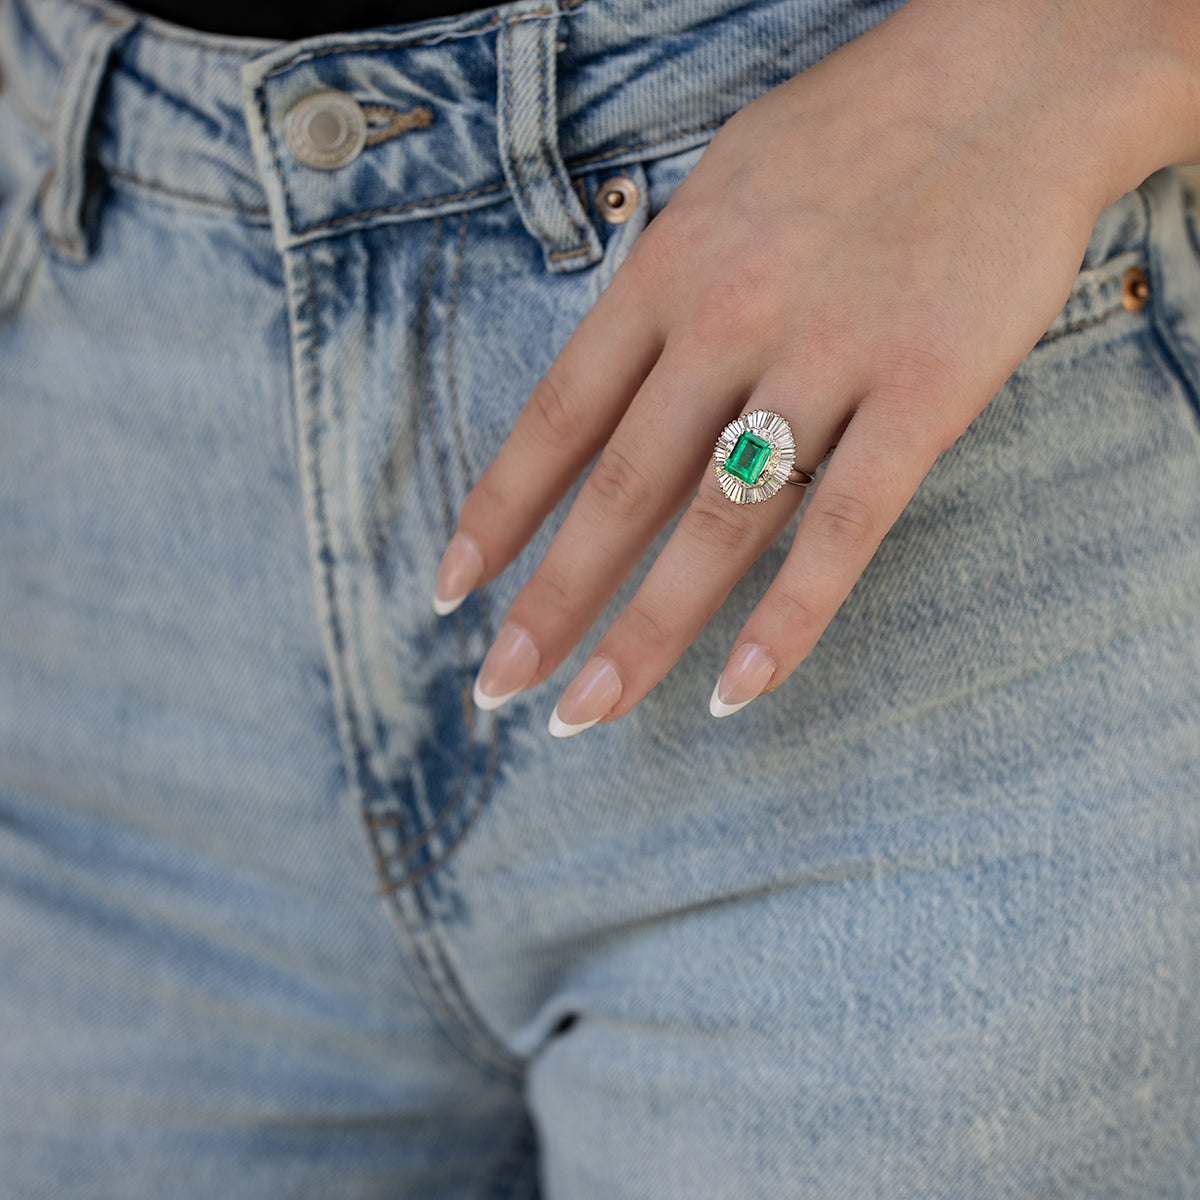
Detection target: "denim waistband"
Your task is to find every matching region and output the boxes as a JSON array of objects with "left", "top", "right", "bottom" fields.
[
  {"left": 0, "top": 0, "right": 903, "bottom": 268},
  {"left": 0, "top": 0, "right": 1174, "bottom": 281}
]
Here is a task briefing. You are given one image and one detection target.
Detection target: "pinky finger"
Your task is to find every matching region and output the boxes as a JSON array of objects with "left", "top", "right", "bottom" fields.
[{"left": 710, "top": 401, "right": 945, "bottom": 717}]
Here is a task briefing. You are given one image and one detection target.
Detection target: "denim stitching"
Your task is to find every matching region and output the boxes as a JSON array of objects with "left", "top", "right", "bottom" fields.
[
  {"left": 298, "top": 248, "right": 395, "bottom": 877},
  {"left": 1038, "top": 260, "right": 1149, "bottom": 346},
  {"left": 367, "top": 216, "right": 481, "bottom": 861},
  {"left": 501, "top": 14, "right": 559, "bottom": 255},
  {"left": 254, "top": 80, "right": 299, "bottom": 235},
  {"left": 104, "top": 167, "right": 271, "bottom": 218},
  {"left": 262, "top": 15, "right": 502, "bottom": 75},
  {"left": 278, "top": 120, "right": 722, "bottom": 242},
  {"left": 533, "top": 8, "right": 589, "bottom": 249},
  {"left": 371, "top": 212, "right": 502, "bottom": 857},
  {"left": 377, "top": 776, "right": 501, "bottom": 890},
  {"left": 98, "top": 120, "right": 722, "bottom": 236},
  {"left": 134, "top": 23, "right": 267, "bottom": 54},
  {"left": 1038, "top": 300, "right": 1133, "bottom": 345},
  {"left": 385, "top": 890, "right": 525, "bottom": 1081},
  {"left": 3, "top": 83, "right": 53, "bottom": 137},
  {"left": 0, "top": 189, "right": 43, "bottom": 320},
  {"left": 562, "top": 118, "right": 725, "bottom": 170},
  {"left": 291, "top": 179, "right": 507, "bottom": 237},
  {"left": 58, "top": 0, "right": 269, "bottom": 54},
  {"left": 361, "top": 102, "right": 435, "bottom": 146},
  {"left": 298, "top": 237, "right": 496, "bottom": 924},
  {"left": 1144, "top": 181, "right": 1200, "bottom": 420},
  {"left": 259, "top": 5, "right": 576, "bottom": 81},
  {"left": 445, "top": 212, "right": 474, "bottom": 485},
  {"left": 409, "top": 214, "right": 479, "bottom": 854},
  {"left": 372, "top": 212, "right": 503, "bottom": 875},
  {"left": 370, "top": 610, "right": 504, "bottom": 867},
  {"left": 301, "top": 247, "right": 436, "bottom": 883},
  {"left": 40, "top": 9, "right": 107, "bottom": 260}
]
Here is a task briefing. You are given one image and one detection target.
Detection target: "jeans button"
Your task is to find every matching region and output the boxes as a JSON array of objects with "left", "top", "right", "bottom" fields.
[
  {"left": 285, "top": 91, "right": 367, "bottom": 170},
  {"left": 596, "top": 175, "right": 638, "bottom": 223}
]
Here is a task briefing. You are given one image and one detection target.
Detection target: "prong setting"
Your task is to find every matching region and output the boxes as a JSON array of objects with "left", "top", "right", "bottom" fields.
[{"left": 713, "top": 410, "right": 797, "bottom": 504}]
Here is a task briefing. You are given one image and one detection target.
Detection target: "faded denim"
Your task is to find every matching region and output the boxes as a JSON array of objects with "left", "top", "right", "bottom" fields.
[{"left": 1, "top": 0, "right": 1199, "bottom": 1195}]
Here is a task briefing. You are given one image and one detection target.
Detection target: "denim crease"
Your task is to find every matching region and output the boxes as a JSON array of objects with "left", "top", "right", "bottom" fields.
[{"left": 1, "top": 0, "right": 1199, "bottom": 1195}]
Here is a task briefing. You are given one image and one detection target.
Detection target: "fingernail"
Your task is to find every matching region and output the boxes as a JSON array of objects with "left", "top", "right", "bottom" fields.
[
  {"left": 473, "top": 623, "right": 540, "bottom": 711},
  {"left": 433, "top": 533, "right": 485, "bottom": 616},
  {"left": 548, "top": 657, "right": 622, "bottom": 739},
  {"left": 709, "top": 643, "right": 775, "bottom": 718}
]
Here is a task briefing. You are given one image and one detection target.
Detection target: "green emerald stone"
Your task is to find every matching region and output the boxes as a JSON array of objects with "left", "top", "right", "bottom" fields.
[{"left": 724, "top": 430, "right": 772, "bottom": 485}]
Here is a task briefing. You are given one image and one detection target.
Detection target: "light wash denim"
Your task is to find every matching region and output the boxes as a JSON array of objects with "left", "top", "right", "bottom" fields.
[{"left": 1, "top": 0, "right": 1199, "bottom": 1195}]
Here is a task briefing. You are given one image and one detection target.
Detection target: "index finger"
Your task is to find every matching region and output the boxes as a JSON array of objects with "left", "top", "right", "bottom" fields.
[{"left": 432, "top": 256, "right": 664, "bottom": 613}]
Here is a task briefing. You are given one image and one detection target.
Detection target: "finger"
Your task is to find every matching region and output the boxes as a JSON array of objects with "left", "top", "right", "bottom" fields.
[
  {"left": 432, "top": 263, "right": 664, "bottom": 614},
  {"left": 471, "top": 341, "right": 759, "bottom": 709},
  {"left": 541, "top": 399, "right": 849, "bottom": 734},
  {"left": 711, "top": 398, "right": 945, "bottom": 716}
]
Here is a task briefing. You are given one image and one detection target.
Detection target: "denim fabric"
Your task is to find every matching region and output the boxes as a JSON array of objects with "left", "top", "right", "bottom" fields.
[{"left": 1, "top": 0, "right": 1199, "bottom": 1195}]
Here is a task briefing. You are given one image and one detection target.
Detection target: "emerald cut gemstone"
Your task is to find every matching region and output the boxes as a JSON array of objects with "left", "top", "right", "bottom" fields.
[{"left": 724, "top": 430, "right": 772, "bottom": 485}]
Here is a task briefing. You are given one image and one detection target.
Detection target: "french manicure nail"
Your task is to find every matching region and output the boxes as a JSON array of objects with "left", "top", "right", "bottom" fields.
[
  {"left": 433, "top": 532, "right": 485, "bottom": 616},
  {"left": 709, "top": 643, "right": 775, "bottom": 718},
  {"left": 474, "top": 623, "right": 540, "bottom": 711},
  {"left": 548, "top": 657, "right": 622, "bottom": 738}
]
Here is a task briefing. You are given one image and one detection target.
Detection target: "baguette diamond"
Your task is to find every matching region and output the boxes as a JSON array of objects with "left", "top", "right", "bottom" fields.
[{"left": 712, "top": 410, "right": 797, "bottom": 504}]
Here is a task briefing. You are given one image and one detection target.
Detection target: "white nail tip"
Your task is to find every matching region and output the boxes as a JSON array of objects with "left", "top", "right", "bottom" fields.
[
  {"left": 709, "top": 679, "right": 755, "bottom": 719},
  {"left": 433, "top": 592, "right": 467, "bottom": 616},
  {"left": 548, "top": 705, "right": 601, "bottom": 739},
  {"left": 473, "top": 677, "right": 520, "bottom": 711}
]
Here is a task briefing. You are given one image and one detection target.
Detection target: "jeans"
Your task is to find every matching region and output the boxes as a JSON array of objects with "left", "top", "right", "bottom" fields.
[{"left": 1, "top": 0, "right": 1199, "bottom": 1194}]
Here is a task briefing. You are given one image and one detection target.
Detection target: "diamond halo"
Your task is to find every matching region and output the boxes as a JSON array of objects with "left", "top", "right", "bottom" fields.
[{"left": 712, "top": 410, "right": 797, "bottom": 504}]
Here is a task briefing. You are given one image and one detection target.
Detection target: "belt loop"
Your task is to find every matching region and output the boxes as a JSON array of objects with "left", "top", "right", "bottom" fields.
[
  {"left": 496, "top": 3, "right": 603, "bottom": 274},
  {"left": 39, "top": 8, "right": 138, "bottom": 264}
]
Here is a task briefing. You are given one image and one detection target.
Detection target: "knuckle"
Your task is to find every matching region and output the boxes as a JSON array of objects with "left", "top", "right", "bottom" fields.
[
  {"left": 806, "top": 489, "right": 877, "bottom": 552},
  {"left": 624, "top": 219, "right": 679, "bottom": 280},
  {"left": 621, "top": 600, "right": 675, "bottom": 651},
  {"left": 681, "top": 496, "right": 756, "bottom": 557},
  {"left": 691, "top": 262, "right": 773, "bottom": 343},
  {"left": 768, "top": 584, "right": 824, "bottom": 638},
  {"left": 871, "top": 330, "right": 968, "bottom": 415},
  {"left": 524, "top": 566, "right": 576, "bottom": 622},
  {"left": 586, "top": 444, "right": 655, "bottom": 520},
  {"left": 526, "top": 370, "right": 577, "bottom": 448},
  {"left": 459, "top": 472, "right": 510, "bottom": 537}
]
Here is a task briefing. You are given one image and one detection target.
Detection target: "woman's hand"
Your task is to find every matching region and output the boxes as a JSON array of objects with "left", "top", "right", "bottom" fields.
[{"left": 432, "top": 0, "right": 1200, "bottom": 735}]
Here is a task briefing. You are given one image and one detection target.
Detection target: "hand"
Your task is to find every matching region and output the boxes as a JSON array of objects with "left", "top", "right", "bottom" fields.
[{"left": 432, "top": 0, "right": 1199, "bottom": 735}]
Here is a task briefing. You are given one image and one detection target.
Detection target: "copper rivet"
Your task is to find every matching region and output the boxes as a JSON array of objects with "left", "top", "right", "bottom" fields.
[
  {"left": 596, "top": 175, "right": 638, "bottom": 223},
  {"left": 1121, "top": 266, "right": 1150, "bottom": 313}
]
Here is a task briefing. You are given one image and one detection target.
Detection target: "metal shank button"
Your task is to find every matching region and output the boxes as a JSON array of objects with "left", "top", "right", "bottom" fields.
[{"left": 285, "top": 91, "right": 367, "bottom": 170}]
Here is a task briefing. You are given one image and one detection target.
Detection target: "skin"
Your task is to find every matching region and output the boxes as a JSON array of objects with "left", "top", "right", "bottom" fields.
[{"left": 438, "top": 0, "right": 1200, "bottom": 731}]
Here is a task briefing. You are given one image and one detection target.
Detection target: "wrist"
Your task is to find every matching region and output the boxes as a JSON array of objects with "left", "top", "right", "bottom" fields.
[
  {"left": 1066, "top": 0, "right": 1200, "bottom": 207},
  {"left": 881, "top": 0, "right": 1200, "bottom": 217}
]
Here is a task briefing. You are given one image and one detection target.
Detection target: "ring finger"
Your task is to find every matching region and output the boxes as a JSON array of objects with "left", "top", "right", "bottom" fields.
[{"left": 543, "top": 387, "right": 848, "bottom": 735}]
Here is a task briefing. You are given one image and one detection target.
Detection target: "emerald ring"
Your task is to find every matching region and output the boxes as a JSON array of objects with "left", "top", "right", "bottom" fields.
[{"left": 713, "top": 410, "right": 830, "bottom": 505}]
